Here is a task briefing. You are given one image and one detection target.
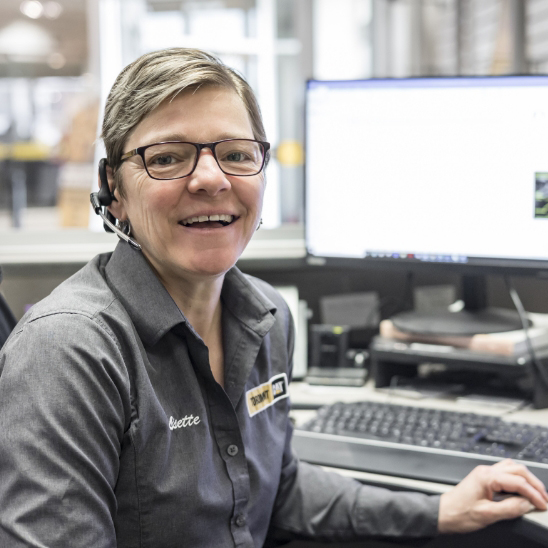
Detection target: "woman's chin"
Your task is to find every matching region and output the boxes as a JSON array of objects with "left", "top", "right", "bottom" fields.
[{"left": 179, "top": 253, "right": 240, "bottom": 279}]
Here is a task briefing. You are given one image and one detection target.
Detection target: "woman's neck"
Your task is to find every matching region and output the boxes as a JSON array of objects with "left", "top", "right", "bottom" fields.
[
  {"left": 161, "top": 270, "right": 226, "bottom": 387},
  {"left": 165, "top": 274, "right": 224, "bottom": 342},
  {"left": 138, "top": 249, "right": 225, "bottom": 339}
]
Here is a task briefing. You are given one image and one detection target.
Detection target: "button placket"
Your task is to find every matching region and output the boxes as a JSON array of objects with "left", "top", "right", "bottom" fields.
[{"left": 207, "top": 390, "right": 253, "bottom": 545}]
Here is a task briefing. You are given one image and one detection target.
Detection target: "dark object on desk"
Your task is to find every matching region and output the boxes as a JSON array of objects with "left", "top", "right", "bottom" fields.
[
  {"left": 369, "top": 336, "right": 548, "bottom": 409},
  {"left": 307, "top": 324, "right": 369, "bottom": 386},
  {"left": 0, "top": 267, "right": 17, "bottom": 348},
  {"left": 309, "top": 324, "right": 350, "bottom": 369},
  {"left": 305, "top": 366, "right": 368, "bottom": 387},
  {"left": 305, "top": 348, "right": 369, "bottom": 386},
  {"left": 294, "top": 400, "right": 548, "bottom": 487}
]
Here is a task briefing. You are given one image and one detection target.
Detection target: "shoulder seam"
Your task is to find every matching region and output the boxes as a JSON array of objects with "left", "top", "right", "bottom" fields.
[{"left": 23, "top": 296, "right": 123, "bottom": 354}]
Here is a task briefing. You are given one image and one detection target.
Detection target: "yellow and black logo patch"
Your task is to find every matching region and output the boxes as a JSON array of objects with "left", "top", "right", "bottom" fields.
[{"left": 246, "top": 373, "right": 289, "bottom": 417}]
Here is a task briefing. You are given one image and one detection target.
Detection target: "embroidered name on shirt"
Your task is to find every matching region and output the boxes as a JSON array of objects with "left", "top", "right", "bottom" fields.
[
  {"left": 169, "top": 415, "right": 201, "bottom": 430},
  {"left": 246, "top": 373, "right": 289, "bottom": 417}
]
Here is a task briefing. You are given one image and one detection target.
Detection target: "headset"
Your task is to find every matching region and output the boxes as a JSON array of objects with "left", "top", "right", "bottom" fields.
[{"left": 89, "top": 158, "right": 141, "bottom": 251}]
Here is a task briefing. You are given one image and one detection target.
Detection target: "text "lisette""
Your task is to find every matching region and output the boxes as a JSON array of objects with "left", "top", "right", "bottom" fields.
[{"left": 169, "top": 415, "right": 201, "bottom": 430}]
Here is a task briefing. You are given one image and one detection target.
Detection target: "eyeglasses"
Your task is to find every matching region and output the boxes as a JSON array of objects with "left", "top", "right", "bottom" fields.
[{"left": 120, "top": 139, "right": 270, "bottom": 180}]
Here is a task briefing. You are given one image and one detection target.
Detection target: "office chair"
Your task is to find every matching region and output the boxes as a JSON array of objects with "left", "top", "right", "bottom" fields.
[{"left": 0, "top": 266, "right": 17, "bottom": 349}]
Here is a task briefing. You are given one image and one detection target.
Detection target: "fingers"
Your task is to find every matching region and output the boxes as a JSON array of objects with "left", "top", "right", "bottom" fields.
[
  {"left": 479, "top": 496, "right": 537, "bottom": 526},
  {"left": 490, "top": 474, "right": 547, "bottom": 510},
  {"left": 486, "top": 461, "right": 547, "bottom": 511},
  {"left": 492, "top": 460, "right": 548, "bottom": 501}
]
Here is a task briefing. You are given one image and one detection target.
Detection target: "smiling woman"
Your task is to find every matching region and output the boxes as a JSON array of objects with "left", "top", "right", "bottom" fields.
[{"left": 0, "top": 47, "right": 547, "bottom": 548}]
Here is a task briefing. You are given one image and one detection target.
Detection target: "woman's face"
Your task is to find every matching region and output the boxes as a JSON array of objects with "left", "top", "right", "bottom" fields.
[{"left": 109, "top": 87, "right": 265, "bottom": 284}]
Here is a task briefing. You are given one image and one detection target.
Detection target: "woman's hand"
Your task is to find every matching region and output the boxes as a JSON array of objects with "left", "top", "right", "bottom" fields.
[{"left": 438, "top": 459, "right": 548, "bottom": 533}]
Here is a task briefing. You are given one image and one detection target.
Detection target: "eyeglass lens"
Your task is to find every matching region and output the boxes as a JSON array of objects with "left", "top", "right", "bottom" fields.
[{"left": 143, "top": 140, "right": 265, "bottom": 179}]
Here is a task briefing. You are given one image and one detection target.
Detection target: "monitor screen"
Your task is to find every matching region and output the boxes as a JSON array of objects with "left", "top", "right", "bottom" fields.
[{"left": 305, "top": 76, "right": 548, "bottom": 271}]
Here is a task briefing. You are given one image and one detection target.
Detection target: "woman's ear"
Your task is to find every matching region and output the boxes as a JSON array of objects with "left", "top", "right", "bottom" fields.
[{"left": 104, "top": 165, "right": 128, "bottom": 222}]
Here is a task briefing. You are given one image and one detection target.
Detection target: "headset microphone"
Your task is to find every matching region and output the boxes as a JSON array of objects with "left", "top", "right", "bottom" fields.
[{"left": 90, "top": 158, "right": 141, "bottom": 251}]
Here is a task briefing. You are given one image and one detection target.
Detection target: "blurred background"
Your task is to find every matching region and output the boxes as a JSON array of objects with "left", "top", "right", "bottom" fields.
[
  {"left": 2, "top": 0, "right": 548, "bottom": 319},
  {"left": 1, "top": 0, "right": 547, "bottom": 232}
]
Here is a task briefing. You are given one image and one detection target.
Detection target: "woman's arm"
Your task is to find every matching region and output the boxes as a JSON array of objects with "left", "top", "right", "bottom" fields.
[
  {"left": 0, "top": 312, "right": 131, "bottom": 548},
  {"left": 268, "top": 419, "right": 440, "bottom": 543}
]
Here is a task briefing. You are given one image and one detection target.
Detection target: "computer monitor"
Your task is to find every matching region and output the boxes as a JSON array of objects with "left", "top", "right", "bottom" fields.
[{"left": 305, "top": 75, "right": 548, "bottom": 335}]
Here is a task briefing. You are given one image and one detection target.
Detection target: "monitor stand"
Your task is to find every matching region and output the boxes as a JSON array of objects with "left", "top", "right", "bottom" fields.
[{"left": 391, "top": 274, "right": 529, "bottom": 336}]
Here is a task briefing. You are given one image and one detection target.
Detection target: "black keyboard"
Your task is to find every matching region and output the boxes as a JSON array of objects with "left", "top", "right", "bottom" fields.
[{"left": 293, "top": 401, "right": 548, "bottom": 486}]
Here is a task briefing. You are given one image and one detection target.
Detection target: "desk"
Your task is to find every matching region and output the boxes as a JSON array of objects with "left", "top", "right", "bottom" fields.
[{"left": 289, "top": 382, "right": 548, "bottom": 547}]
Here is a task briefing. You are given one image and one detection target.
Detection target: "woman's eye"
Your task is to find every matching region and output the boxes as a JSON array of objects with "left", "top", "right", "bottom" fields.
[
  {"left": 225, "top": 152, "right": 247, "bottom": 162},
  {"left": 153, "top": 155, "right": 175, "bottom": 165}
]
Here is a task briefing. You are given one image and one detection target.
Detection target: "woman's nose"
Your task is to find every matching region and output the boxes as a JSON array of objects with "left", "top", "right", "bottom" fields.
[{"left": 187, "top": 150, "right": 231, "bottom": 196}]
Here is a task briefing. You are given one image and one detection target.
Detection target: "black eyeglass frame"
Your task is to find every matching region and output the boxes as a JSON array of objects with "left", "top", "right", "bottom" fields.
[{"left": 119, "top": 138, "right": 271, "bottom": 180}]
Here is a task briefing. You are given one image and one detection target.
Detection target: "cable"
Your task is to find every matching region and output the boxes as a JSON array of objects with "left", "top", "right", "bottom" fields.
[{"left": 504, "top": 276, "right": 548, "bottom": 392}]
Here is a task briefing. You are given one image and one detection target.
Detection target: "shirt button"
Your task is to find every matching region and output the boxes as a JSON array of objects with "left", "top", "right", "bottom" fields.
[
  {"left": 235, "top": 514, "right": 246, "bottom": 527},
  {"left": 227, "top": 444, "right": 239, "bottom": 457}
]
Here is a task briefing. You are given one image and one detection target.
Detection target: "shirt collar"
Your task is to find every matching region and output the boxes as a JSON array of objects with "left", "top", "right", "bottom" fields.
[
  {"left": 104, "top": 241, "right": 277, "bottom": 346},
  {"left": 104, "top": 241, "right": 187, "bottom": 346},
  {"left": 221, "top": 268, "right": 277, "bottom": 337}
]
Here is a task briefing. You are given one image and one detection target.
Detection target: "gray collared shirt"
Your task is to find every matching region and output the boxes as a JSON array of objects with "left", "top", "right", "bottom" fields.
[{"left": 0, "top": 241, "right": 439, "bottom": 547}]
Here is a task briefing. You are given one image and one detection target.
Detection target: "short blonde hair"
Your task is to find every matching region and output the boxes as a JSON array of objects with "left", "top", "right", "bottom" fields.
[{"left": 101, "top": 48, "right": 267, "bottom": 195}]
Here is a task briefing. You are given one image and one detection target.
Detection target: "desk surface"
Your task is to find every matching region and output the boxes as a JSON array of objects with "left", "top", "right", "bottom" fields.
[
  {"left": 289, "top": 381, "right": 548, "bottom": 532},
  {"left": 290, "top": 381, "right": 548, "bottom": 425}
]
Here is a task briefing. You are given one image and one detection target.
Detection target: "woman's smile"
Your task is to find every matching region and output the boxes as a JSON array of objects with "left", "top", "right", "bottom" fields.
[
  {"left": 177, "top": 216, "right": 240, "bottom": 232},
  {"left": 179, "top": 212, "right": 239, "bottom": 228}
]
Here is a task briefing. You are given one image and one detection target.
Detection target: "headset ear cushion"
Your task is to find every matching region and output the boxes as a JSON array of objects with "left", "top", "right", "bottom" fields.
[{"left": 98, "top": 158, "right": 113, "bottom": 206}]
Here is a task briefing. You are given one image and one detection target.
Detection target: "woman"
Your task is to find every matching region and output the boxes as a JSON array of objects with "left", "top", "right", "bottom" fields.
[{"left": 0, "top": 48, "right": 546, "bottom": 548}]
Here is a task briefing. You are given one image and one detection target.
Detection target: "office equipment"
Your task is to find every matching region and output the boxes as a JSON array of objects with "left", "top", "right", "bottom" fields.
[
  {"left": 0, "top": 266, "right": 17, "bottom": 348},
  {"left": 305, "top": 324, "right": 368, "bottom": 386},
  {"left": 294, "top": 399, "right": 548, "bottom": 486},
  {"left": 290, "top": 382, "right": 548, "bottom": 544},
  {"left": 305, "top": 348, "right": 369, "bottom": 387},
  {"left": 309, "top": 324, "right": 350, "bottom": 369},
  {"left": 369, "top": 335, "right": 548, "bottom": 408},
  {"left": 305, "top": 75, "right": 548, "bottom": 336},
  {"left": 380, "top": 318, "right": 548, "bottom": 357},
  {"left": 90, "top": 158, "right": 142, "bottom": 251}
]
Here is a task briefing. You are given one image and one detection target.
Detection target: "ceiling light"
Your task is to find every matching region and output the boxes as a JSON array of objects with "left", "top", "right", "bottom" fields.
[
  {"left": 0, "top": 20, "right": 55, "bottom": 57},
  {"left": 20, "top": 0, "right": 44, "bottom": 19},
  {"left": 44, "top": 1, "right": 63, "bottom": 19}
]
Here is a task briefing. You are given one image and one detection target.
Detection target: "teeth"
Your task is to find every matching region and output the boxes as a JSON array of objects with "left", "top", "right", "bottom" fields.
[{"left": 182, "top": 214, "right": 234, "bottom": 225}]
